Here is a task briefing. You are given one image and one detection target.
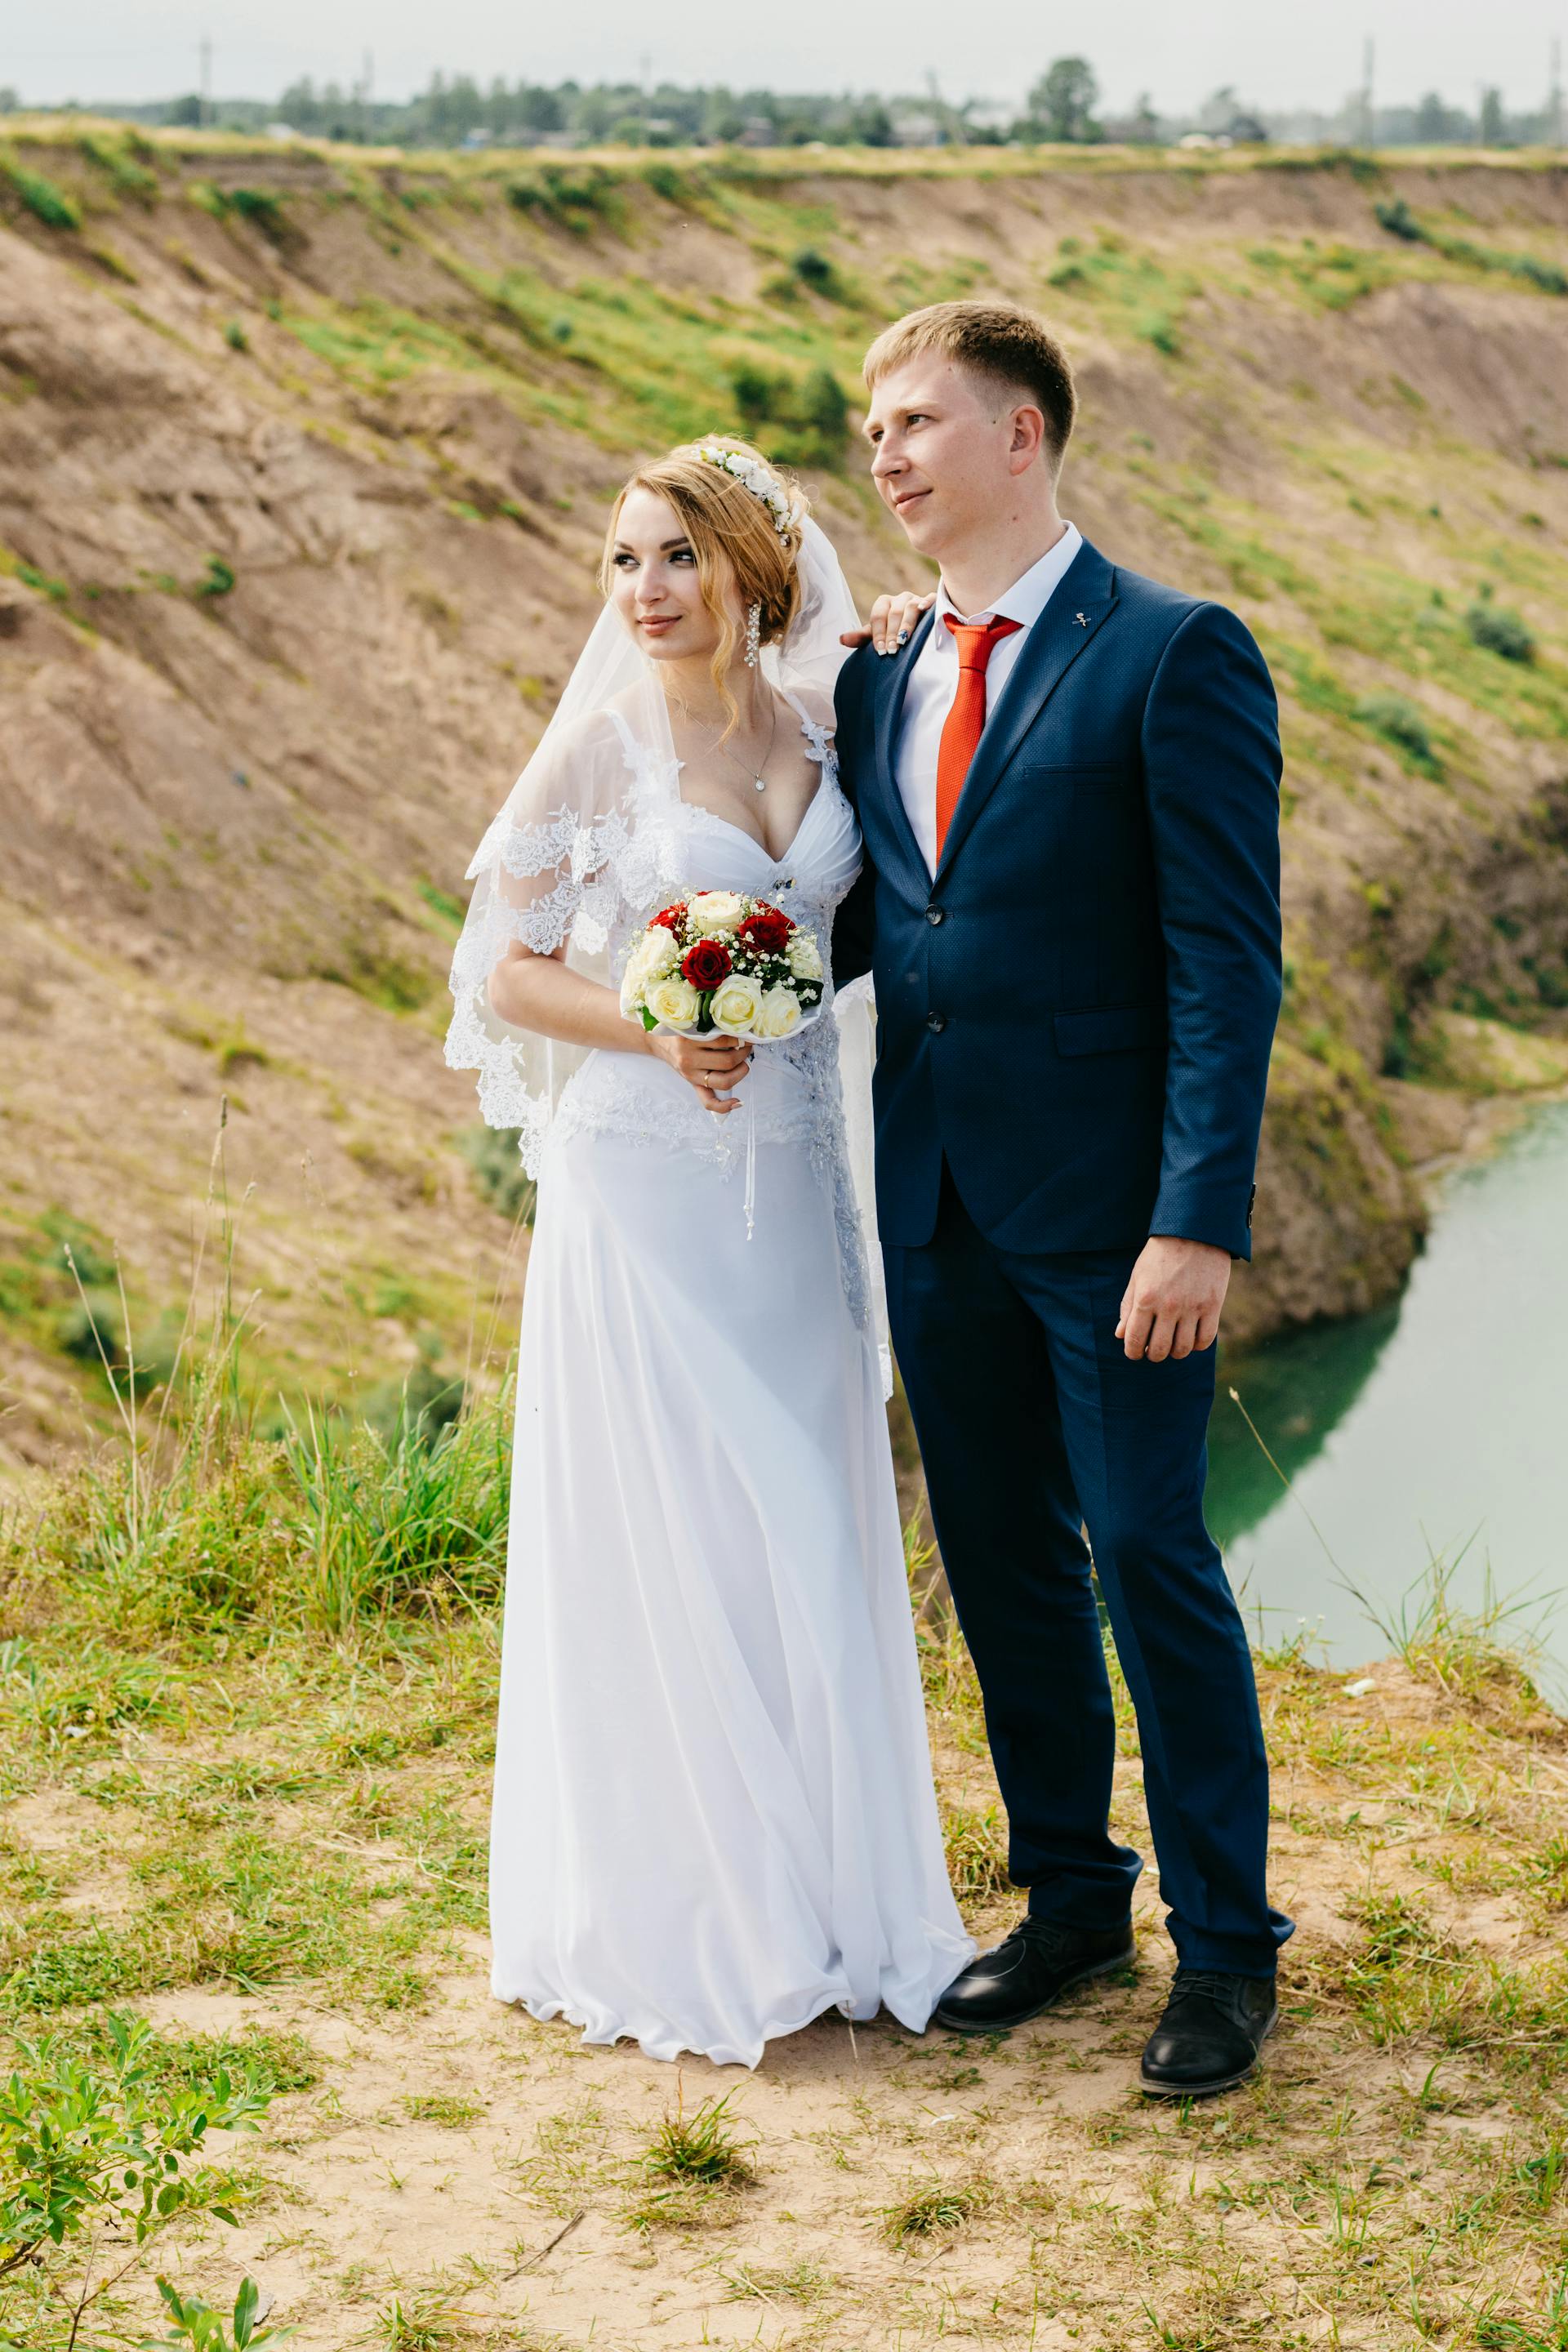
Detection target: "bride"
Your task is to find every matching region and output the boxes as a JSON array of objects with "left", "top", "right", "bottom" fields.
[{"left": 445, "top": 436, "right": 969, "bottom": 2069}]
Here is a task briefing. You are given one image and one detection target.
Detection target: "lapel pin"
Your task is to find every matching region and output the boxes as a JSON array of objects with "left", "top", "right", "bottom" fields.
[{"left": 1073, "top": 611, "right": 1088, "bottom": 627}]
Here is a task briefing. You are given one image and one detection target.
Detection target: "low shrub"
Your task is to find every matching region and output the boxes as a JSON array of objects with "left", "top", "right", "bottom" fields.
[
  {"left": 455, "top": 1123, "right": 536, "bottom": 1223},
  {"left": 728, "top": 361, "right": 852, "bottom": 466},
  {"left": 0, "top": 2012, "right": 275, "bottom": 2347},
  {"left": 791, "top": 244, "right": 844, "bottom": 299},
  {"left": 1354, "top": 689, "right": 1437, "bottom": 763},
  {"left": 1466, "top": 600, "right": 1535, "bottom": 662},
  {"left": 227, "top": 186, "right": 286, "bottom": 238},
  {"left": 1374, "top": 196, "right": 1423, "bottom": 242}
]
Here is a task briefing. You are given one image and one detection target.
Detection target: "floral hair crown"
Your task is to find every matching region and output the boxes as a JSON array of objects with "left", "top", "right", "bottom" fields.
[{"left": 696, "top": 444, "right": 802, "bottom": 544}]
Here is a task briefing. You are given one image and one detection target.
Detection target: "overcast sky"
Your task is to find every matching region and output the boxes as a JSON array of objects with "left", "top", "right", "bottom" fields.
[{"left": 8, "top": 0, "right": 1564, "bottom": 114}]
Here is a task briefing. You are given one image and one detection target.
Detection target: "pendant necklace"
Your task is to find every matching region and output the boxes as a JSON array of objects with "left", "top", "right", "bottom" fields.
[{"left": 712, "top": 697, "right": 778, "bottom": 795}]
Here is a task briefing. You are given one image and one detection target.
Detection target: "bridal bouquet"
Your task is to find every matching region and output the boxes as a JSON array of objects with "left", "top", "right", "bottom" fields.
[{"left": 620, "top": 891, "right": 826, "bottom": 1042}]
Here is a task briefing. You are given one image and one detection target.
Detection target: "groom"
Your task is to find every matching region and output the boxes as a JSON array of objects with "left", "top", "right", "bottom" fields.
[{"left": 833, "top": 301, "right": 1293, "bottom": 2096}]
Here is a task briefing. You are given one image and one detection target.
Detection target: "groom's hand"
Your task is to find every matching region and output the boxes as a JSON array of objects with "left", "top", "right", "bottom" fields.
[{"left": 1116, "top": 1237, "right": 1232, "bottom": 1362}]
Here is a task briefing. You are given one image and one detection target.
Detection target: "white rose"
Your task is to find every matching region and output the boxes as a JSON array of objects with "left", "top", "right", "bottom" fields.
[
  {"left": 688, "top": 890, "right": 746, "bottom": 935},
  {"left": 635, "top": 926, "right": 679, "bottom": 982},
  {"left": 709, "top": 974, "right": 764, "bottom": 1036},
  {"left": 756, "top": 985, "right": 803, "bottom": 1040},
  {"left": 786, "top": 929, "right": 824, "bottom": 982},
  {"left": 646, "top": 974, "right": 701, "bottom": 1031}
]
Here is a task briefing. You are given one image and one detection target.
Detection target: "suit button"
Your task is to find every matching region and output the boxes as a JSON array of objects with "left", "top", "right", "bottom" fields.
[
  {"left": 925, "top": 905, "right": 945, "bottom": 926},
  {"left": 926, "top": 1012, "right": 947, "bottom": 1033}
]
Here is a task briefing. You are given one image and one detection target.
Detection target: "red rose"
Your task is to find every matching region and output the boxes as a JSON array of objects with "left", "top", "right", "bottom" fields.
[
  {"left": 681, "top": 938, "right": 732, "bottom": 989},
  {"left": 737, "top": 909, "right": 792, "bottom": 957},
  {"left": 649, "top": 903, "right": 686, "bottom": 932}
]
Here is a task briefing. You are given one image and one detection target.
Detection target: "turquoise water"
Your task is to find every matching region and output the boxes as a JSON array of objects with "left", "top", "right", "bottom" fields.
[{"left": 1205, "top": 1098, "right": 1568, "bottom": 1685}]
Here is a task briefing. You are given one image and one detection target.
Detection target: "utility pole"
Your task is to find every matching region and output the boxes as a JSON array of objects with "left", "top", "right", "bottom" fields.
[
  {"left": 198, "top": 35, "right": 212, "bottom": 128},
  {"left": 360, "top": 47, "right": 373, "bottom": 142},
  {"left": 926, "top": 69, "right": 960, "bottom": 146},
  {"left": 1550, "top": 38, "right": 1564, "bottom": 148},
  {"left": 1361, "top": 35, "right": 1375, "bottom": 146}
]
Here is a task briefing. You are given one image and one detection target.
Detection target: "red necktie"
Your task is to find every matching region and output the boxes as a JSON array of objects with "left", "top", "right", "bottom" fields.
[{"left": 933, "top": 614, "right": 1022, "bottom": 864}]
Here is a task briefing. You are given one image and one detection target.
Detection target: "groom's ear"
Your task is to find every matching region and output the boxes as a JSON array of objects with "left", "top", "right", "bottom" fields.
[{"left": 1006, "top": 403, "right": 1050, "bottom": 474}]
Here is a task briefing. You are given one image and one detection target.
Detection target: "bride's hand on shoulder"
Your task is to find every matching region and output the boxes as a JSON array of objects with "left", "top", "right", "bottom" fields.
[
  {"left": 647, "top": 1029, "right": 753, "bottom": 1115},
  {"left": 840, "top": 588, "right": 936, "bottom": 658}
]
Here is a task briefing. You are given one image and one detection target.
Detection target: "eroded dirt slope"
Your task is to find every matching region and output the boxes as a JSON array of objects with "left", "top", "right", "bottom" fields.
[{"left": 2, "top": 133, "right": 1567, "bottom": 1469}]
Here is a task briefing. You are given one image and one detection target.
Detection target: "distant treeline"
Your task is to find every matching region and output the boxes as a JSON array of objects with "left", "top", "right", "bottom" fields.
[{"left": 3, "top": 59, "right": 1563, "bottom": 152}]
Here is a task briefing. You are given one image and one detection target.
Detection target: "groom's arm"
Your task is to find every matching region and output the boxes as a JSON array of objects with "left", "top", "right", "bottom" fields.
[
  {"left": 831, "top": 648, "right": 877, "bottom": 991},
  {"left": 1143, "top": 601, "right": 1283, "bottom": 1259},
  {"left": 1119, "top": 603, "right": 1281, "bottom": 1361}
]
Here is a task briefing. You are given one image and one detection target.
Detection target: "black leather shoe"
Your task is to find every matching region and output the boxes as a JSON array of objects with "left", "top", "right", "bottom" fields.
[
  {"left": 1139, "top": 1969, "right": 1278, "bottom": 2096},
  {"left": 933, "top": 1915, "right": 1135, "bottom": 2034}
]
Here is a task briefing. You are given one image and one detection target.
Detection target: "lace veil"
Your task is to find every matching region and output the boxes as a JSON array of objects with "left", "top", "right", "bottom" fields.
[{"left": 443, "top": 514, "right": 862, "bottom": 1175}]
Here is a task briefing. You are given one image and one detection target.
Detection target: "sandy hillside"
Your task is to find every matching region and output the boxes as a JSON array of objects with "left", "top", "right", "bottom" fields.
[{"left": 2, "top": 131, "right": 1567, "bottom": 1470}]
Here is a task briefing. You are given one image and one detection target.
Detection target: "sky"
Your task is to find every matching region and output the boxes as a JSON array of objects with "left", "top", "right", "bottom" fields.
[{"left": 6, "top": 0, "right": 1564, "bottom": 115}]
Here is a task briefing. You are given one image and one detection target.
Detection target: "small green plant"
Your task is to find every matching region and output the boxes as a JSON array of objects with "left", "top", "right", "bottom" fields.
[
  {"left": 374, "top": 2292, "right": 470, "bottom": 2351},
  {"left": 401, "top": 2092, "right": 484, "bottom": 2127},
  {"left": 942, "top": 1798, "right": 1011, "bottom": 1907},
  {"left": 196, "top": 557, "right": 237, "bottom": 599},
  {"left": 643, "top": 2087, "right": 754, "bottom": 2187},
  {"left": 1466, "top": 600, "right": 1535, "bottom": 662},
  {"left": 881, "top": 2172, "right": 995, "bottom": 2245},
  {"left": 627, "top": 2084, "right": 755, "bottom": 2230},
  {"left": 15, "top": 562, "right": 69, "bottom": 603},
  {"left": 1, "top": 161, "right": 80, "bottom": 230},
  {"left": 139, "top": 2273, "right": 294, "bottom": 2352},
  {"left": 0, "top": 2014, "right": 274, "bottom": 2345},
  {"left": 223, "top": 320, "right": 248, "bottom": 353}
]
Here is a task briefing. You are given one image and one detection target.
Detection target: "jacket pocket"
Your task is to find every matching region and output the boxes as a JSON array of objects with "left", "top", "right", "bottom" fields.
[{"left": 1053, "top": 1003, "right": 1165, "bottom": 1057}]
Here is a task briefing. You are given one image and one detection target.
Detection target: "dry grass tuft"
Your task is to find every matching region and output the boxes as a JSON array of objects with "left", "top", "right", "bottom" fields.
[{"left": 880, "top": 2169, "right": 997, "bottom": 2246}]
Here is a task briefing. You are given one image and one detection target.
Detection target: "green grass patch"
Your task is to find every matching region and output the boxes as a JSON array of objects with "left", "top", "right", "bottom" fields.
[
  {"left": 1045, "top": 229, "right": 1196, "bottom": 351},
  {"left": 0, "top": 155, "right": 81, "bottom": 229}
]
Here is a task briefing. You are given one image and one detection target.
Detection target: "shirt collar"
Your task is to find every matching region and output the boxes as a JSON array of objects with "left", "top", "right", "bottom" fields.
[{"left": 936, "top": 522, "right": 1083, "bottom": 633}]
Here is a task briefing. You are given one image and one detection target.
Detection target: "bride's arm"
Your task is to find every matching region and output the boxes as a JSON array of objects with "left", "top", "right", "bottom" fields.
[{"left": 488, "top": 942, "right": 753, "bottom": 1116}]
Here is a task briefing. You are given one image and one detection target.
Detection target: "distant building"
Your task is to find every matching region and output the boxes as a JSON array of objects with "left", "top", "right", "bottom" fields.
[
  {"left": 963, "top": 100, "right": 1017, "bottom": 138},
  {"left": 893, "top": 110, "right": 945, "bottom": 145}
]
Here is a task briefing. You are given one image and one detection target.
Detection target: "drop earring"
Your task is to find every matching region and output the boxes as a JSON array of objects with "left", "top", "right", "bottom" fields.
[{"left": 744, "top": 602, "right": 761, "bottom": 669}]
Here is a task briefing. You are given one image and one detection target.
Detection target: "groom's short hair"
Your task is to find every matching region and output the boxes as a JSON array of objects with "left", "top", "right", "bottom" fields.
[{"left": 862, "top": 301, "right": 1076, "bottom": 470}]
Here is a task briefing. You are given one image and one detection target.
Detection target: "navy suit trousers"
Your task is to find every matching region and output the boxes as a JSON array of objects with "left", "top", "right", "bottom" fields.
[{"left": 886, "top": 1165, "right": 1294, "bottom": 1977}]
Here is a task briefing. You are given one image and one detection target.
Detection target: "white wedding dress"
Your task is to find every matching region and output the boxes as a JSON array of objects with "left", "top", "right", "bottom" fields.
[{"left": 453, "top": 693, "right": 972, "bottom": 2069}]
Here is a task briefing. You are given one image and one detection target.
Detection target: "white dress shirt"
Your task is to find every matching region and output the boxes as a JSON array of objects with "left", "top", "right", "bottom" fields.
[{"left": 893, "top": 522, "right": 1083, "bottom": 876}]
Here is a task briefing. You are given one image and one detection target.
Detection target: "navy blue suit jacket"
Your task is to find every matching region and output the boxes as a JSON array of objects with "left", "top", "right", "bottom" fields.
[{"left": 832, "top": 536, "right": 1283, "bottom": 1259}]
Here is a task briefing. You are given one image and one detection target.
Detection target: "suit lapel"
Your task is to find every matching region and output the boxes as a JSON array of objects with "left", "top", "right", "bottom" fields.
[
  {"left": 869, "top": 604, "right": 937, "bottom": 892},
  {"left": 934, "top": 540, "right": 1119, "bottom": 882}
]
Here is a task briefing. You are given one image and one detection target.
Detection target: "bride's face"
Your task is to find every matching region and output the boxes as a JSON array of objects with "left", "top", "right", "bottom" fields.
[{"left": 608, "top": 488, "right": 738, "bottom": 666}]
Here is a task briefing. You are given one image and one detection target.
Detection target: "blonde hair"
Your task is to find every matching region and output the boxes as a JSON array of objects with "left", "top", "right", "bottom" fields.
[
  {"left": 863, "top": 301, "right": 1077, "bottom": 470},
  {"left": 601, "top": 437, "right": 810, "bottom": 735}
]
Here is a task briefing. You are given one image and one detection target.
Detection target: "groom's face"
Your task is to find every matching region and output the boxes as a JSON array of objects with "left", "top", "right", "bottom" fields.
[{"left": 864, "top": 358, "right": 1028, "bottom": 563}]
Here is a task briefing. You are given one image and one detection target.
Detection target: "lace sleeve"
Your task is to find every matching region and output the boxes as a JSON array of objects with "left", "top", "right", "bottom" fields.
[{"left": 443, "top": 706, "right": 646, "bottom": 1177}]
